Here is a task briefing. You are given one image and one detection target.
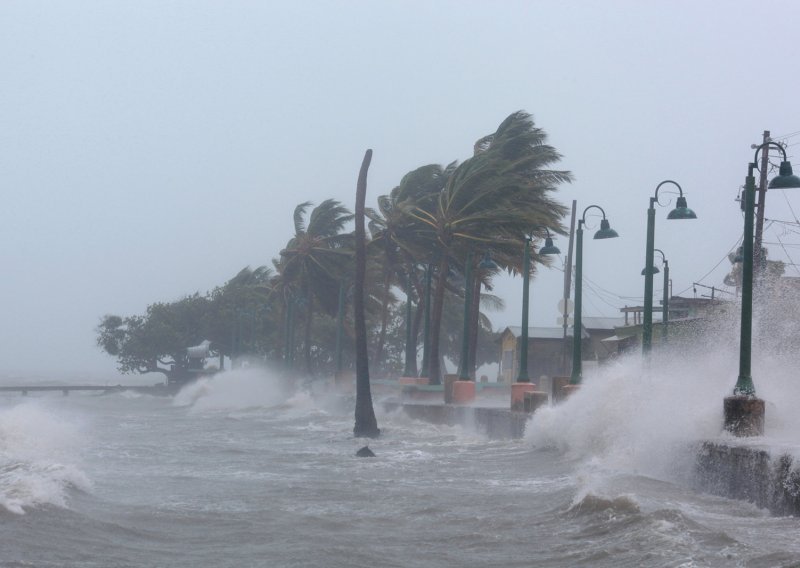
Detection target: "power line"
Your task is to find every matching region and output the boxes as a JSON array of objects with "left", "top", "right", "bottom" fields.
[
  {"left": 674, "top": 234, "right": 743, "bottom": 296},
  {"left": 773, "top": 129, "right": 800, "bottom": 140}
]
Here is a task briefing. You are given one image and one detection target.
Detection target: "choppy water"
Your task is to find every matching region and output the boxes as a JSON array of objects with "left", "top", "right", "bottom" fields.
[{"left": 3, "top": 363, "right": 800, "bottom": 568}]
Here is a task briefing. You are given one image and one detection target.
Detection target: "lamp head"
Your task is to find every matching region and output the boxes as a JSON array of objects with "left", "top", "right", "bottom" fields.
[
  {"left": 667, "top": 195, "right": 698, "bottom": 220},
  {"left": 768, "top": 161, "right": 800, "bottom": 189},
  {"left": 641, "top": 266, "right": 661, "bottom": 275},
  {"left": 478, "top": 251, "right": 499, "bottom": 271},
  {"left": 593, "top": 218, "right": 619, "bottom": 239},
  {"left": 539, "top": 236, "right": 561, "bottom": 255}
]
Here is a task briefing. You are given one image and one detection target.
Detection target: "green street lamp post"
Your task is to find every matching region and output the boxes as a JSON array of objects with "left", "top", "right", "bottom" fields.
[
  {"left": 517, "top": 230, "right": 561, "bottom": 382},
  {"left": 643, "top": 181, "right": 696, "bottom": 354},
  {"left": 571, "top": 206, "right": 619, "bottom": 385},
  {"left": 641, "top": 248, "right": 669, "bottom": 343},
  {"left": 725, "top": 142, "right": 800, "bottom": 436}
]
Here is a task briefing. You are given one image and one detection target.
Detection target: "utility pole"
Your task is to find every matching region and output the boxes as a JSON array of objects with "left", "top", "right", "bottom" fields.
[{"left": 753, "top": 130, "right": 771, "bottom": 275}]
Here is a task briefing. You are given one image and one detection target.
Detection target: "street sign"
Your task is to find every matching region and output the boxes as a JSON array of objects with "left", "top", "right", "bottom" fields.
[
  {"left": 557, "top": 298, "right": 574, "bottom": 314},
  {"left": 557, "top": 316, "right": 574, "bottom": 326}
]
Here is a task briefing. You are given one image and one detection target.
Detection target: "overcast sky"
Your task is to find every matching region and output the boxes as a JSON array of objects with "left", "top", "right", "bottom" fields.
[{"left": 2, "top": 1, "right": 800, "bottom": 380}]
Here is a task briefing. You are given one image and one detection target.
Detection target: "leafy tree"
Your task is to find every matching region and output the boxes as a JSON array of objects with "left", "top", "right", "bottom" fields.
[
  {"left": 207, "top": 266, "right": 275, "bottom": 367},
  {"left": 367, "top": 164, "right": 452, "bottom": 373},
  {"left": 96, "top": 294, "right": 213, "bottom": 380}
]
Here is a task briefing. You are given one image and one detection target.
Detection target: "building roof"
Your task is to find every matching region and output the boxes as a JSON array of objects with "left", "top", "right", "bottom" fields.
[
  {"left": 580, "top": 316, "right": 626, "bottom": 330},
  {"left": 501, "top": 325, "right": 589, "bottom": 340}
]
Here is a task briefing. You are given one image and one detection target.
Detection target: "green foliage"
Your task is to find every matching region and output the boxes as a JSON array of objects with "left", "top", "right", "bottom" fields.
[
  {"left": 96, "top": 294, "right": 213, "bottom": 375},
  {"left": 96, "top": 111, "right": 571, "bottom": 382}
]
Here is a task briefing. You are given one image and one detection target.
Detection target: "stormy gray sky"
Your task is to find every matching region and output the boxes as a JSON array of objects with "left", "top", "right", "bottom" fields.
[{"left": 2, "top": 1, "right": 800, "bottom": 379}]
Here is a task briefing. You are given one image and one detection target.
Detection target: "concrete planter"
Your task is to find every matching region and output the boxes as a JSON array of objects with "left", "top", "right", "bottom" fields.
[
  {"left": 510, "top": 383, "right": 536, "bottom": 411},
  {"left": 452, "top": 380, "right": 476, "bottom": 404}
]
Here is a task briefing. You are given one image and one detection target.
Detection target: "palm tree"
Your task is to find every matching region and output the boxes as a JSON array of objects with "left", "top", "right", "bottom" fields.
[
  {"left": 208, "top": 265, "right": 274, "bottom": 367},
  {"left": 402, "top": 111, "right": 572, "bottom": 384},
  {"left": 275, "top": 199, "right": 354, "bottom": 375},
  {"left": 367, "top": 164, "right": 454, "bottom": 377},
  {"left": 354, "top": 150, "right": 380, "bottom": 438}
]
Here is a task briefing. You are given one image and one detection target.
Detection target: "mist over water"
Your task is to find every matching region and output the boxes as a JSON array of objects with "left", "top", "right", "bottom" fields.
[{"left": 3, "top": 323, "right": 800, "bottom": 565}]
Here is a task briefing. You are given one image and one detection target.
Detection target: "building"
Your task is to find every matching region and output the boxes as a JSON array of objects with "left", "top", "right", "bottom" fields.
[{"left": 497, "top": 316, "right": 625, "bottom": 384}]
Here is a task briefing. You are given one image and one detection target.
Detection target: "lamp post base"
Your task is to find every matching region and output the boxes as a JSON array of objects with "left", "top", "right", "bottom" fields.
[
  {"left": 523, "top": 391, "right": 549, "bottom": 413},
  {"left": 724, "top": 395, "right": 765, "bottom": 437},
  {"left": 511, "top": 382, "right": 536, "bottom": 411},
  {"left": 443, "top": 374, "right": 459, "bottom": 404},
  {"left": 560, "top": 384, "right": 581, "bottom": 400},
  {"left": 551, "top": 376, "right": 570, "bottom": 403}
]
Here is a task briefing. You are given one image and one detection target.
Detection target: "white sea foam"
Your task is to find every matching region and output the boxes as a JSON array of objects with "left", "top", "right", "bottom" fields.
[{"left": 0, "top": 401, "right": 90, "bottom": 514}]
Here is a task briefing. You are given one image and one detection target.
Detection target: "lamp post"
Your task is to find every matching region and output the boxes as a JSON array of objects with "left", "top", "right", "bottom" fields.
[
  {"left": 517, "top": 230, "right": 561, "bottom": 382},
  {"left": 641, "top": 248, "right": 669, "bottom": 343},
  {"left": 643, "top": 181, "right": 696, "bottom": 354},
  {"left": 570, "top": 206, "right": 619, "bottom": 385},
  {"left": 724, "top": 142, "right": 800, "bottom": 436}
]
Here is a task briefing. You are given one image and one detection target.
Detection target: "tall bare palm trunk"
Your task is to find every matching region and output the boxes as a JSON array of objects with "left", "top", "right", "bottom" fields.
[{"left": 353, "top": 150, "right": 380, "bottom": 439}]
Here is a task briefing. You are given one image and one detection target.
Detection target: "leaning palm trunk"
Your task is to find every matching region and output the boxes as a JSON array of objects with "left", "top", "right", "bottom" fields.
[
  {"left": 372, "top": 264, "right": 392, "bottom": 374},
  {"left": 406, "top": 292, "right": 423, "bottom": 377},
  {"left": 353, "top": 150, "right": 380, "bottom": 438},
  {"left": 427, "top": 256, "right": 449, "bottom": 385},
  {"left": 303, "top": 294, "right": 314, "bottom": 376},
  {"left": 468, "top": 276, "right": 481, "bottom": 380}
]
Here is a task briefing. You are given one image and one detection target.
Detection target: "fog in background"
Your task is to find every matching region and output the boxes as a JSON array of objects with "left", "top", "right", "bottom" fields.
[{"left": 2, "top": 0, "right": 799, "bottom": 379}]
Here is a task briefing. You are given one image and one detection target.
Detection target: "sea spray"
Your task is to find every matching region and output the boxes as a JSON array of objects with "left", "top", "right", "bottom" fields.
[
  {"left": 526, "top": 344, "right": 740, "bottom": 484},
  {"left": 172, "top": 367, "right": 293, "bottom": 412},
  {"left": 0, "top": 401, "right": 90, "bottom": 514}
]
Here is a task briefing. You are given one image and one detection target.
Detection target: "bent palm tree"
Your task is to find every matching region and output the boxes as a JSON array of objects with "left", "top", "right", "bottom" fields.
[
  {"left": 403, "top": 111, "right": 572, "bottom": 384},
  {"left": 354, "top": 150, "right": 380, "bottom": 438},
  {"left": 275, "top": 199, "right": 354, "bottom": 375}
]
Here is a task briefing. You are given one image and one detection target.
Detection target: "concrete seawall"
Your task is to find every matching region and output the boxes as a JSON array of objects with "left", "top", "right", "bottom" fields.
[
  {"left": 384, "top": 400, "right": 800, "bottom": 517},
  {"left": 383, "top": 401, "right": 529, "bottom": 440},
  {"left": 693, "top": 442, "right": 800, "bottom": 516}
]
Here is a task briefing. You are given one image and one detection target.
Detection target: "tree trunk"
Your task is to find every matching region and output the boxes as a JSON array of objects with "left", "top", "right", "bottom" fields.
[
  {"left": 353, "top": 149, "right": 380, "bottom": 438},
  {"left": 468, "top": 276, "right": 481, "bottom": 380},
  {"left": 372, "top": 264, "right": 392, "bottom": 374},
  {"left": 407, "top": 292, "right": 423, "bottom": 377},
  {"left": 427, "top": 256, "right": 449, "bottom": 385},
  {"left": 303, "top": 294, "right": 314, "bottom": 376}
]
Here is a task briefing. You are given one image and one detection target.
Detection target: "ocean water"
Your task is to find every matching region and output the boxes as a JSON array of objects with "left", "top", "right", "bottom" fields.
[{"left": 3, "top": 361, "right": 800, "bottom": 568}]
